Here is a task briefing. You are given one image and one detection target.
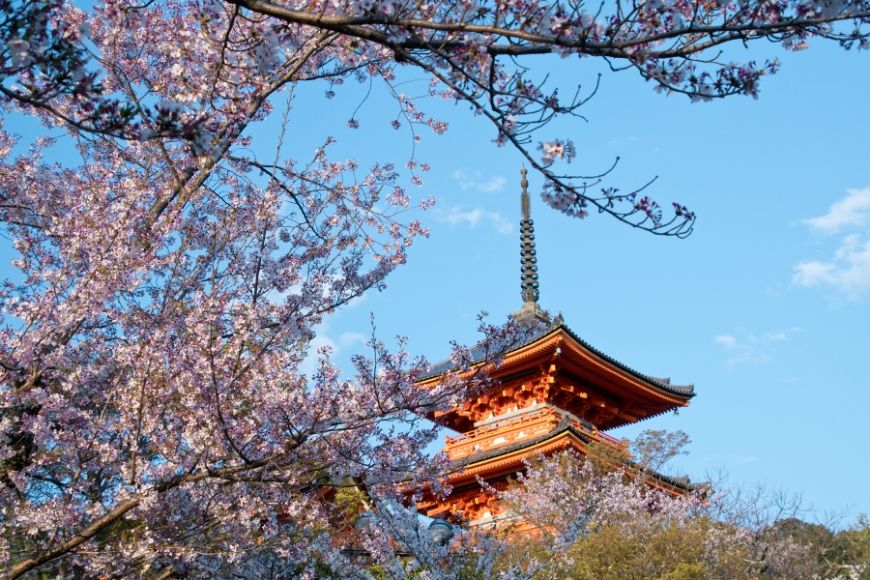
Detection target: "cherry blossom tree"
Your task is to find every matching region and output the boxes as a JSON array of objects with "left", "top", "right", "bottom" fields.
[{"left": 1, "top": 0, "right": 869, "bottom": 577}]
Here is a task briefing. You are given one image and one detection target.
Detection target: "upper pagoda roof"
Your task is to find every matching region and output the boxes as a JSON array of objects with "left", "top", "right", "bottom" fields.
[{"left": 420, "top": 318, "right": 694, "bottom": 400}]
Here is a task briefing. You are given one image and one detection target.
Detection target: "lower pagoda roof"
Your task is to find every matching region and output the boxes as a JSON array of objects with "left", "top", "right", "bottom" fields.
[
  {"left": 457, "top": 424, "right": 690, "bottom": 491},
  {"left": 416, "top": 416, "right": 694, "bottom": 520}
]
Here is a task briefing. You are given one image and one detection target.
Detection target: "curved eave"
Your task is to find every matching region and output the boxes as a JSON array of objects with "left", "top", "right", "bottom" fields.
[
  {"left": 449, "top": 425, "right": 695, "bottom": 493},
  {"left": 597, "top": 405, "right": 684, "bottom": 431},
  {"left": 416, "top": 424, "right": 693, "bottom": 516},
  {"left": 556, "top": 324, "right": 694, "bottom": 399},
  {"left": 417, "top": 324, "right": 693, "bottom": 408}
]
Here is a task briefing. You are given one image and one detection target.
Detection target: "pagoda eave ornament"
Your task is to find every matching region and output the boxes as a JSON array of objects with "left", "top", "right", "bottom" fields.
[{"left": 512, "top": 299, "right": 550, "bottom": 326}]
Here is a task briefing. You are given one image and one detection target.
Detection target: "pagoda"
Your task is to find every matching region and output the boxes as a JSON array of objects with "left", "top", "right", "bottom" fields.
[{"left": 416, "top": 169, "right": 694, "bottom": 528}]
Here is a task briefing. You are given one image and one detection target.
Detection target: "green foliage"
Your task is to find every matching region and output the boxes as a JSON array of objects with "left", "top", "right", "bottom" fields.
[
  {"left": 540, "top": 519, "right": 752, "bottom": 580},
  {"left": 492, "top": 514, "right": 870, "bottom": 579},
  {"left": 333, "top": 483, "right": 369, "bottom": 521},
  {"left": 825, "top": 515, "right": 870, "bottom": 579}
]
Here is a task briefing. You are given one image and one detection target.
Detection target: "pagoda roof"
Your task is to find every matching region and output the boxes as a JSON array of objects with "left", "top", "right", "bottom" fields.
[
  {"left": 419, "top": 319, "right": 694, "bottom": 399},
  {"left": 415, "top": 417, "right": 694, "bottom": 519},
  {"left": 450, "top": 417, "right": 690, "bottom": 489}
]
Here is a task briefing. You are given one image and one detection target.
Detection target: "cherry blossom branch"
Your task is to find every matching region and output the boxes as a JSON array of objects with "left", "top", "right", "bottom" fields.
[
  {"left": 7, "top": 446, "right": 310, "bottom": 579},
  {"left": 227, "top": 0, "right": 870, "bottom": 56}
]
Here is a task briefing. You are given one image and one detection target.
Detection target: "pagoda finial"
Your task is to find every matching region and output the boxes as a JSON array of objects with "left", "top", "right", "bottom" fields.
[
  {"left": 521, "top": 167, "right": 530, "bottom": 221},
  {"left": 514, "top": 167, "right": 550, "bottom": 325},
  {"left": 519, "top": 167, "right": 537, "bottom": 304}
]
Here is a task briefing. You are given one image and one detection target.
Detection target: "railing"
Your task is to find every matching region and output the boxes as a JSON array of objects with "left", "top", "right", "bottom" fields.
[
  {"left": 445, "top": 408, "right": 628, "bottom": 461},
  {"left": 594, "top": 430, "right": 622, "bottom": 446},
  {"left": 444, "top": 408, "right": 553, "bottom": 445},
  {"left": 445, "top": 409, "right": 561, "bottom": 460}
]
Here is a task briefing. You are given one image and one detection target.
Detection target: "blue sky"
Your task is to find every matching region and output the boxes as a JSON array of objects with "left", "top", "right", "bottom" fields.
[
  {"left": 3, "top": 34, "right": 868, "bottom": 522},
  {"left": 299, "top": 40, "right": 870, "bottom": 522}
]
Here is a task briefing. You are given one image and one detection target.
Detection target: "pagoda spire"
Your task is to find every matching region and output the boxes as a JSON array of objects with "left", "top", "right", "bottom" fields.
[{"left": 513, "top": 168, "right": 550, "bottom": 325}]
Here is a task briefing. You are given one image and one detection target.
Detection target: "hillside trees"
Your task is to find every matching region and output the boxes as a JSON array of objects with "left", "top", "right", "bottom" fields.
[{"left": 1, "top": 0, "right": 869, "bottom": 576}]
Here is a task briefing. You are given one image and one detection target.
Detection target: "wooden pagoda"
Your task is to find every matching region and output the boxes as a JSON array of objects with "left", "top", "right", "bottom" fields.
[{"left": 416, "top": 169, "right": 694, "bottom": 528}]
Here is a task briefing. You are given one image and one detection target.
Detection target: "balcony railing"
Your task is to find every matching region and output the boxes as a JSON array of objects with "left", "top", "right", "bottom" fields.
[{"left": 444, "top": 408, "right": 625, "bottom": 461}]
